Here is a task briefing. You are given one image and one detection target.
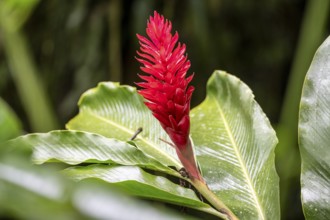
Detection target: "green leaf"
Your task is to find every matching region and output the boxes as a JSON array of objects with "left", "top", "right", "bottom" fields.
[
  {"left": 0, "top": 97, "right": 21, "bottom": 143},
  {"left": 0, "top": 156, "right": 84, "bottom": 220},
  {"left": 299, "top": 36, "right": 330, "bottom": 220},
  {"left": 0, "top": 0, "right": 40, "bottom": 32},
  {"left": 190, "top": 71, "right": 280, "bottom": 220},
  {"left": 9, "top": 130, "right": 177, "bottom": 176},
  {"left": 63, "top": 164, "right": 222, "bottom": 218},
  {"left": 66, "top": 82, "right": 181, "bottom": 168},
  {"left": 0, "top": 155, "right": 187, "bottom": 220},
  {"left": 73, "top": 179, "right": 194, "bottom": 220}
]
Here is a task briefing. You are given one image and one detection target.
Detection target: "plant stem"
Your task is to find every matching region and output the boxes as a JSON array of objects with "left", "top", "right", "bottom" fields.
[
  {"left": 0, "top": 28, "right": 59, "bottom": 132},
  {"left": 191, "top": 178, "right": 239, "bottom": 220},
  {"left": 198, "top": 206, "right": 229, "bottom": 219}
]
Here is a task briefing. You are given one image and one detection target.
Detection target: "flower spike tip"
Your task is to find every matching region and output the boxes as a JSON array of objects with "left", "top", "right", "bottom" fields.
[{"left": 136, "top": 11, "right": 203, "bottom": 182}]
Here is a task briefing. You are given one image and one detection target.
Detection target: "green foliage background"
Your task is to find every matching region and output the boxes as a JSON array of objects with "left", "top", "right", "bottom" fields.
[
  {"left": 0, "top": 0, "right": 329, "bottom": 219},
  {"left": 1, "top": 0, "right": 309, "bottom": 125}
]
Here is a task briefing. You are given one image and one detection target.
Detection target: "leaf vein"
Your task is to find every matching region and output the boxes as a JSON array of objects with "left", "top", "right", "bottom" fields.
[
  {"left": 83, "top": 110, "right": 181, "bottom": 168},
  {"left": 211, "top": 94, "right": 265, "bottom": 219}
]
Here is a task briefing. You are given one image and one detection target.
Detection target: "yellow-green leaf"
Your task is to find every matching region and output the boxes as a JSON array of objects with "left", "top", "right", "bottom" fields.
[
  {"left": 191, "top": 71, "right": 280, "bottom": 220},
  {"left": 66, "top": 82, "right": 181, "bottom": 168}
]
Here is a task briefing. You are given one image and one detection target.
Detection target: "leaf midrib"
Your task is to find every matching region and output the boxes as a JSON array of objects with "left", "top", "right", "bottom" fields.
[
  {"left": 81, "top": 110, "right": 181, "bottom": 168},
  {"left": 211, "top": 94, "right": 265, "bottom": 219}
]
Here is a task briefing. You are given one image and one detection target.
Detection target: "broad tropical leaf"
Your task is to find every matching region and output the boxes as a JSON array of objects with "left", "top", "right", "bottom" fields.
[
  {"left": 74, "top": 179, "right": 194, "bottom": 220},
  {"left": 0, "top": 155, "right": 83, "bottom": 220},
  {"left": 63, "top": 164, "right": 223, "bottom": 218},
  {"left": 9, "top": 130, "right": 177, "bottom": 176},
  {"left": 190, "top": 71, "right": 280, "bottom": 220},
  {"left": 66, "top": 82, "right": 181, "bottom": 168},
  {"left": 0, "top": 156, "right": 186, "bottom": 220},
  {"left": 299, "top": 36, "right": 330, "bottom": 220}
]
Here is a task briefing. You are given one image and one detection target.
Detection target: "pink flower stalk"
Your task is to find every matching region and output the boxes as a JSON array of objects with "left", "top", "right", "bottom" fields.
[{"left": 136, "top": 11, "right": 203, "bottom": 181}]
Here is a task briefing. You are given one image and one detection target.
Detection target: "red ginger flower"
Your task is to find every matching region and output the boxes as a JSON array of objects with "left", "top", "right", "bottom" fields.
[{"left": 136, "top": 11, "right": 203, "bottom": 181}]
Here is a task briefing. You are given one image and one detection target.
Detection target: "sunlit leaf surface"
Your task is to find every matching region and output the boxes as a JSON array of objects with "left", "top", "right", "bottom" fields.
[
  {"left": 9, "top": 130, "right": 176, "bottom": 176},
  {"left": 299, "top": 36, "right": 330, "bottom": 220},
  {"left": 0, "top": 156, "right": 186, "bottom": 220},
  {"left": 63, "top": 164, "right": 220, "bottom": 217},
  {"left": 0, "top": 156, "right": 82, "bottom": 220},
  {"left": 13, "top": 71, "right": 281, "bottom": 219},
  {"left": 66, "top": 82, "right": 180, "bottom": 168},
  {"left": 74, "top": 179, "right": 193, "bottom": 220},
  {"left": 191, "top": 71, "right": 280, "bottom": 220},
  {"left": 7, "top": 131, "right": 221, "bottom": 218}
]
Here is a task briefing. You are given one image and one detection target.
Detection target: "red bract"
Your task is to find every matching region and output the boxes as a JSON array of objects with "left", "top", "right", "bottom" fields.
[{"left": 136, "top": 11, "right": 203, "bottom": 181}]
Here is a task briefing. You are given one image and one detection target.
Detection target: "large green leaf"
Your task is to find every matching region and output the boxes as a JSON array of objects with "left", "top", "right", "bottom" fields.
[
  {"left": 299, "top": 36, "right": 330, "bottom": 220},
  {"left": 0, "top": 97, "right": 21, "bottom": 143},
  {"left": 9, "top": 130, "right": 177, "bottom": 176},
  {"left": 0, "top": 155, "right": 187, "bottom": 220},
  {"left": 66, "top": 82, "right": 181, "bottom": 168},
  {"left": 63, "top": 164, "right": 222, "bottom": 218},
  {"left": 0, "top": 155, "right": 84, "bottom": 220},
  {"left": 190, "top": 71, "right": 280, "bottom": 220},
  {"left": 73, "top": 179, "right": 194, "bottom": 220}
]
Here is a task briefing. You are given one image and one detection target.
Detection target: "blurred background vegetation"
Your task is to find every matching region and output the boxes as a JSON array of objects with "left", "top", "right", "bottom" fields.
[{"left": 0, "top": 0, "right": 329, "bottom": 219}]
